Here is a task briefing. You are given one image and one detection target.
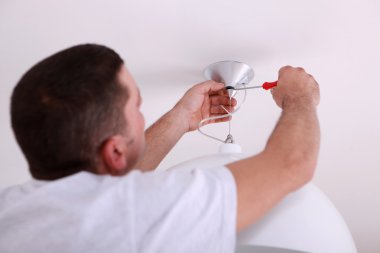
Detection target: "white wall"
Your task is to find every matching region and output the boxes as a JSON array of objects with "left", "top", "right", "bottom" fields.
[{"left": 1, "top": 0, "right": 379, "bottom": 252}]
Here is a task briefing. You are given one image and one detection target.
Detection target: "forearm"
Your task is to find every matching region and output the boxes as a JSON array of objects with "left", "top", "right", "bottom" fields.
[
  {"left": 228, "top": 100, "right": 320, "bottom": 231},
  {"left": 228, "top": 66, "right": 320, "bottom": 231},
  {"left": 135, "top": 80, "right": 228, "bottom": 171},
  {"left": 136, "top": 107, "right": 188, "bottom": 171},
  {"left": 265, "top": 99, "right": 320, "bottom": 191}
]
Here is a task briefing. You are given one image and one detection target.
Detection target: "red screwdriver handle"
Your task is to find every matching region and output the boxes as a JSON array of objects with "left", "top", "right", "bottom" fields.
[{"left": 262, "top": 81, "right": 278, "bottom": 90}]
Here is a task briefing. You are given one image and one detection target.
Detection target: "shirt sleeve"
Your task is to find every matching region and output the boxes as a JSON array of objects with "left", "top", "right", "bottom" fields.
[{"left": 128, "top": 166, "right": 237, "bottom": 253}]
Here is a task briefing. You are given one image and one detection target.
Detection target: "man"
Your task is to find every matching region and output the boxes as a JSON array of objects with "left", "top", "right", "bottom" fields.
[{"left": 0, "top": 44, "right": 320, "bottom": 253}]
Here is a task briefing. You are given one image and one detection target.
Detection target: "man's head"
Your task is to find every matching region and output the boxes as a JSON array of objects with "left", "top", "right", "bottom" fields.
[{"left": 11, "top": 44, "right": 145, "bottom": 180}]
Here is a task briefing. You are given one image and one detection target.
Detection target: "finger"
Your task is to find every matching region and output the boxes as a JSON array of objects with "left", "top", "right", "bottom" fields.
[
  {"left": 210, "top": 113, "right": 232, "bottom": 118},
  {"left": 213, "top": 116, "right": 232, "bottom": 123},
  {"left": 230, "top": 97, "right": 237, "bottom": 106},
  {"left": 219, "top": 88, "right": 229, "bottom": 96},
  {"left": 270, "top": 87, "right": 277, "bottom": 97},
  {"left": 209, "top": 82, "right": 225, "bottom": 92},
  {"left": 210, "top": 105, "right": 234, "bottom": 114},
  {"left": 279, "top": 65, "right": 293, "bottom": 77},
  {"left": 210, "top": 95, "right": 237, "bottom": 106},
  {"left": 195, "top": 80, "right": 224, "bottom": 94},
  {"left": 209, "top": 87, "right": 229, "bottom": 96}
]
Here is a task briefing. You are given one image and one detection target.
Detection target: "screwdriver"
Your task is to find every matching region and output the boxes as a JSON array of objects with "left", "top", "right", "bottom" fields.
[{"left": 225, "top": 81, "right": 278, "bottom": 91}]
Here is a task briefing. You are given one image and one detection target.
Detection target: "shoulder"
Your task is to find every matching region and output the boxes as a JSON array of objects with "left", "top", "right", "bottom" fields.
[
  {"left": 130, "top": 167, "right": 237, "bottom": 252},
  {"left": 129, "top": 166, "right": 237, "bottom": 217},
  {"left": 129, "top": 166, "right": 235, "bottom": 192}
]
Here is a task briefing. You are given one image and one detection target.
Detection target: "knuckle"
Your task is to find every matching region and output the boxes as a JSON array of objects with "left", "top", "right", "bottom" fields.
[
  {"left": 193, "top": 82, "right": 205, "bottom": 90},
  {"left": 280, "top": 65, "right": 293, "bottom": 72}
]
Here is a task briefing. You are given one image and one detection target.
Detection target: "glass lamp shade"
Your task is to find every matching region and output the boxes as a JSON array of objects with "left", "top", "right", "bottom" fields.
[{"left": 165, "top": 143, "right": 357, "bottom": 253}]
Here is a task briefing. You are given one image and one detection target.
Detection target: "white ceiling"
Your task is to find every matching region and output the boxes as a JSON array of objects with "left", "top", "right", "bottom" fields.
[
  {"left": 1, "top": 0, "right": 380, "bottom": 252},
  {"left": 2, "top": 0, "right": 377, "bottom": 86}
]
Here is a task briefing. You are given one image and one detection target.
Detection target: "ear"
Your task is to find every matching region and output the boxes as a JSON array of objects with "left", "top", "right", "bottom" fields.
[{"left": 100, "top": 135, "right": 128, "bottom": 175}]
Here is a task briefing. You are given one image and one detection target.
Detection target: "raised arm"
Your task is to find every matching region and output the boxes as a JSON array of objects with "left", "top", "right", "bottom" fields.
[
  {"left": 227, "top": 66, "right": 320, "bottom": 231},
  {"left": 136, "top": 81, "right": 236, "bottom": 171}
]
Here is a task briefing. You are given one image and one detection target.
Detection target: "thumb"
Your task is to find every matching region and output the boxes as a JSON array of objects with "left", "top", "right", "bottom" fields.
[{"left": 196, "top": 80, "right": 224, "bottom": 94}]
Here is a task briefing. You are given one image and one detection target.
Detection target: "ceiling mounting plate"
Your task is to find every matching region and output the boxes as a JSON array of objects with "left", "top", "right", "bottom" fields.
[{"left": 203, "top": 60, "right": 254, "bottom": 97}]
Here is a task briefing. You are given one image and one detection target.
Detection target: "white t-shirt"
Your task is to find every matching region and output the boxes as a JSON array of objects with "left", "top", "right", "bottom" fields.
[{"left": 0, "top": 167, "right": 237, "bottom": 253}]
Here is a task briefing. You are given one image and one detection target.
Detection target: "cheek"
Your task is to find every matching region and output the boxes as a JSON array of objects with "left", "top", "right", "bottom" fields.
[
  {"left": 139, "top": 112, "right": 145, "bottom": 130},
  {"left": 135, "top": 112, "right": 145, "bottom": 140},
  {"left": 138, "top": 113, "right": 146, "bottom": 153}
]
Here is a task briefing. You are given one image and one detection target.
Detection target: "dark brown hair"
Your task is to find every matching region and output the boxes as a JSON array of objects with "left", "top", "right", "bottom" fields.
[{"left": 11, "top": 44, "right": 128, "bottom": 180}]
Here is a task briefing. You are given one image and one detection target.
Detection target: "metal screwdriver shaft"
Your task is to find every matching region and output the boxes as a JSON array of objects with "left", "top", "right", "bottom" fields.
[{"left": 225, "top": 81, "right": 278, "bottom": 91}]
